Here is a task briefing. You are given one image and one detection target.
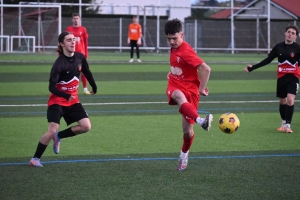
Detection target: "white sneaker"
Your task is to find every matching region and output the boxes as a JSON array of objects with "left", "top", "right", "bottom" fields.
[
  {"left": 284, "top": 123, "right": 293, "bottom": 133},
  {"left": 276, "top": 121, "right": 285, "bottom": 132},
  {"left": 137, "top": 59, "right": 142, "bottom": 63},
  {"left": 177, "top": 150, "right": 189, "bottom": 171},
  {"left": 200, "top": 114, "right": 213, "bottom": 131},
  {"left": 83, "top": 90, "right": 91, "bottom": 95},
  {"left": 129, "top": 59, "right": 133, "bottom": 63}
]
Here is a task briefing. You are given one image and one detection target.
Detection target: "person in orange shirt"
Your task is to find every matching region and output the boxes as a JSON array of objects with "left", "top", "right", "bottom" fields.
[
  {"left": 66, "top": 13, "right": 91, "bottom": 95},
  {"left": 128, "top": 16, "right": 142, "bottom": 63}
]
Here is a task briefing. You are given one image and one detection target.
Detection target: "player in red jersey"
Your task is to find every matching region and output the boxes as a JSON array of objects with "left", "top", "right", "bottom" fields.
[
  {"left": 165, "top": 19, "right": 213, "bottom": 171},
  {"left": 29, "top": 32, "right": 97, "bottom": 167},
  {"left": 66, "top": 13, "right": 91, "bottom": 95},
  {"left": 244, "top": 25, "right": 300, "bottom": 133},
  {"left": 128, "top": 16, "right": 142, "bottom": 63}
]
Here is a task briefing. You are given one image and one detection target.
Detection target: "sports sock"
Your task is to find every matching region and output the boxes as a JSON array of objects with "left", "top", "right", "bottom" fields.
[
  {"left": 285, "top": 104, "right": 294, "bottom": 124},
  {"left": 279, "top": 104, "right": 286, "bottom": 121},
  {"left": 81, "top": 73, "right": 88, "bottom": 88},
  {"left": 181, "top": 134, "right": 194, "bottom": 153},
  {"left": 57, "top": 127, "right": 76, "bottom": 139},
  {"left": 33, "top": 142, "right": 47, "bottom": 159},
  {"left": 179, "top": 102, "right": 199, "bottom": 122},
  {"left": 196, "top": 117, "right": 205, "bottom": 125}
]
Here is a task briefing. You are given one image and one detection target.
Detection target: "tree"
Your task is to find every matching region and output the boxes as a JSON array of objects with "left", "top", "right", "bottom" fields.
[{"left": 191, "top": 0, "right": 219, "bottom": 19}]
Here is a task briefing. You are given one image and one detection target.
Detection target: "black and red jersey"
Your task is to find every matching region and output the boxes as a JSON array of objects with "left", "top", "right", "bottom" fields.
[
  {"left": 48, "top": 52, "right": 97, "bottom": 107},
  {"left": 249, "top": 42, "right": 300, "bottom": 78}
]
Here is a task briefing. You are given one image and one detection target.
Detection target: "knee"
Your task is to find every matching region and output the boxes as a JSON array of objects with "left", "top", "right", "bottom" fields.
[
  {"left": 287, "top": 100, "right": 294, "bottom": 106},
  {"left": 283, "top": 95, "right": 295, "bottom": 106},
  {"left": 280, "top": 98, "right": 287, "bottom": 104},
  {"left": 183, "top": 130, "right": 194, "bottom": 138},
  {"left": 81, "top": 124, "right": 91, "bottom": 133}
]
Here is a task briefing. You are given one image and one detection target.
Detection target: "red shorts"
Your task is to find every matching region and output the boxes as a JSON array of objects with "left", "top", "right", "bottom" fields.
[{"left": 166, "top": 85, "right": 200, "bottom": 124}]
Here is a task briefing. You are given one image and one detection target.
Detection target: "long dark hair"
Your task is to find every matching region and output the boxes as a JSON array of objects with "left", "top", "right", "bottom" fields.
[{"left": 56, "top": 31, "right": 72, "bottom": 55}]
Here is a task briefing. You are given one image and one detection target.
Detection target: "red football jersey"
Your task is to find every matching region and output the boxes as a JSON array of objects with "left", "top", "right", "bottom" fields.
[
  {"left": 48, "top": 77, "right": 80, "bottom": 107},
  {"left": 48, "top": 52, "right": 96, "bottom": 107},
  {"left": 167, "top": 41, "right": 204, "bottom": 96},
  {"left": 66, "top": 26, "right": 88, "bottom": 57}
]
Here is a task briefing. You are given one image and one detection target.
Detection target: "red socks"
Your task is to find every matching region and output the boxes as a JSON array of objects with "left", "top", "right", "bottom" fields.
[
  {"left": 182, "top": 134, "right": 195, "bottom": 153},
  {"left": 81, "top": 73, "right": 87, "bottom": 88},
  {"left": 179, "top": 102, "right": 199, "bottom": 122}
]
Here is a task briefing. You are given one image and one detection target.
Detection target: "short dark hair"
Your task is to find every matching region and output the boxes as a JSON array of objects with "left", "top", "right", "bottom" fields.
[
  {"left": 164, "top": 19, "right": 182, "bottom": 35},
  {"left": 72, "top": 13, "right": 80, "bottom": 17},
  {"left": 286, "top": 25, "right": 299, "bottom": 35}
]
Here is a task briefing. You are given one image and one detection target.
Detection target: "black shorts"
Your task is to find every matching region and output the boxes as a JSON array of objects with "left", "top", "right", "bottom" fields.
[
  {"left": 276, "top": 74, "right": 299, "bottom": 98},
  {"left": 47, "top": 103, "right": 88, "bottom": 126},
  {"left": 130, "top": 40, "right": 138, "bottom": 47}
]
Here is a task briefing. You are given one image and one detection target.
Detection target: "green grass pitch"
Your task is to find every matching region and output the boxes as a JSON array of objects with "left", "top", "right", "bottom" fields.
[{"left": 0, "top": 52, "right": 299, "bottom": 200}]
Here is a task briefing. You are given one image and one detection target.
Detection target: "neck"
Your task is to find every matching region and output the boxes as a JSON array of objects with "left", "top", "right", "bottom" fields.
[
  {"left": 285, "top": 40, "right": 294, "bottom": 45},
  {"left": 63, "top": 50, "right": 74, "bottom": 57}
]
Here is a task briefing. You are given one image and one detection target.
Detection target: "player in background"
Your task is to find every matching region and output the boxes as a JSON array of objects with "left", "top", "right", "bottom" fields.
[
  {"left": 244, "top": 25, "right": 300, "bottom": 133},
  {"left": 165, "top": 19, "right": 213, "bottom": 171},
  {"left": 29, "top": 32, "right": 97, "bottom": 167},
  {"left": 128, "top": 16, "right": 142, "bottom": 63},
  {"left": 66, "top": 13, "right": 91, "bottom": 95}
]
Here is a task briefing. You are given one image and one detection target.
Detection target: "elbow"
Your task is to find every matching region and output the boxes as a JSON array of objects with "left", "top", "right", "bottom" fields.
[{"left": 202, "top": 65, "right": 211, "bottom": 74}]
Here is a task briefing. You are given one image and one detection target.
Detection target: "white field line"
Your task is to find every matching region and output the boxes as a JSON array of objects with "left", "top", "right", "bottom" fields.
[{"left": 1, "top": 100, "right": 300, "bottom": 107}]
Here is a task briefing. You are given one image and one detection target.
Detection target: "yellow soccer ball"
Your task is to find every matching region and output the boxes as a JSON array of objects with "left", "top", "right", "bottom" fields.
[{"left": 218, "top": 112, "right": 240, "bottom": 134}]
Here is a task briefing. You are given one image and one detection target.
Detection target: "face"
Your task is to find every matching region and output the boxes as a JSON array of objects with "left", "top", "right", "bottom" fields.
[
  {"left": 285, "top": 28, "right": 297, "bottom": 43},
  {"left": 60, "top": 34, "right": 75, "bottom": 53},
  {"left": 132, "top": 17, "right": 137, "bottom": 23},
  {"left": 72, "top": 16, "right": 80, "bottom": 27},
  {"left": 166, "top": 32, "right": 184, "bottom": 49}
]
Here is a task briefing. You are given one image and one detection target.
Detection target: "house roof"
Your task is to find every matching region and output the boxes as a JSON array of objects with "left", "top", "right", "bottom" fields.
[
  {"left": 272, "top": 0, "right": 300, "bottom": 17},
  {"left": 210, "top": 0, "right": 300, "bottom": 19},
  {"left": 210, "top": 9, "right": 235, "bottom": 19}
]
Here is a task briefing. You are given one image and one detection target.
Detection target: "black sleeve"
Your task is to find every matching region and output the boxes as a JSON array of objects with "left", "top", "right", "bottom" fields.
[
  {"left": 248, "top": 45, "right": 278, "bottom": 72},
  {"left": 49, "top": 81, "right": 71, "bottom": 100},
  {"left": 81, "top": 58, "right": 97, "bottom": 94}
]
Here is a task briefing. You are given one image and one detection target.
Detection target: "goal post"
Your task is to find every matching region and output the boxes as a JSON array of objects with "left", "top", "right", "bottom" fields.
[
  {"left": 11, "top": 35, "right": 35, "bottom": 53},
  {"left": 0, "top": 35, "right": 10, "bottom": 52},
  {"left": 0, "top": 4, "right": 61, "bottom": 52}
]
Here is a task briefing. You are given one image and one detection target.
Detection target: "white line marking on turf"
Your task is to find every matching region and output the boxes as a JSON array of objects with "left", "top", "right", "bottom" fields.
[{"left": 0, "top": 100, "right": 299, "bottom": 107}]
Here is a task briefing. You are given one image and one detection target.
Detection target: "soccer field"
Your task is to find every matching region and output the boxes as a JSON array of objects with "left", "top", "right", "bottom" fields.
[{"left": 0, "top": 52, "right": 300, "bottom": 200}]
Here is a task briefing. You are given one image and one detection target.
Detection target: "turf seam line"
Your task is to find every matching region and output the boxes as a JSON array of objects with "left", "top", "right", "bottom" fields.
[{"left": 1, "top": 154, "right": 300, "bottom": 166}]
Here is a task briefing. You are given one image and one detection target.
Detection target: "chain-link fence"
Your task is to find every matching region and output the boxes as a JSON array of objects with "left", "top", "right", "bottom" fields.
[{"left": 2, "top": 10, "right": 300, "bottom": 53}]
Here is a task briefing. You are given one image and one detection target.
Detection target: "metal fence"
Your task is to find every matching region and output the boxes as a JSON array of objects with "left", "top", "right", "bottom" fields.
[{"left": 2, "top": 13, "right": 300, "bottom": 53}]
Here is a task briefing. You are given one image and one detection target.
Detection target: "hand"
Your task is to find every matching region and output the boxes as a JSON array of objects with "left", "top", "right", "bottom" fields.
[
  {"left": 200, "top": 87, "right": 209, "bottom": 96},
  {"left": 127, "top": 38, "right": 130, "bottom": 44},
  {"left": 244, "top": 64, "right": 252, "bottom": 72},
  {"left": 167, "top": 72, "right": 171, "bottom": 79},
  {"left": 137, "top": 38, "right": 141, "bottom": 45},
  {"left": 90, "top": 91, "right": 95, "bottom": 95}
]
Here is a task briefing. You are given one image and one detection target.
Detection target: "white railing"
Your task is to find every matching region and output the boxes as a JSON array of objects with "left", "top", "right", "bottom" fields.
[
  {"left": 10, "top": 36, "right": 36, "bottom": 53},
  {"left": 0, "top": 35, "right": 10, "bottom": 52}
]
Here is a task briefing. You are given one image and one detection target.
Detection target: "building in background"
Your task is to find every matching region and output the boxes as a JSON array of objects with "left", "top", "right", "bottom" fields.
[
  {"left": 96, "top": 0, "right": 191, "bottom": 22},
  {"left": 210, "top": 0, "right": 300, "bottom": 20}
]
